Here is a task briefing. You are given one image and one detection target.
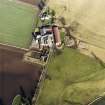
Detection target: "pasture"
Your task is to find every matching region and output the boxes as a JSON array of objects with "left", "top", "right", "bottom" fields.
[{"left": 0, "top": 0, "right": 37, "bottom": 48}]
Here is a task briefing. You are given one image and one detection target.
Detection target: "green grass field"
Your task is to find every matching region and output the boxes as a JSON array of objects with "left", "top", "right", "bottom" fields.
[
  {"left": 36, "top": 48, "right": 105, "bottom": 105},
  {"left": 0, "top": 0, "right": 37, "bottom": 48}
]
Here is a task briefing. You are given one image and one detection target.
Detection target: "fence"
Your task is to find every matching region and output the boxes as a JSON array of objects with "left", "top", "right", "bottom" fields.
[{"left": 32, "top": 49, "right": 53, "bottom": 105}]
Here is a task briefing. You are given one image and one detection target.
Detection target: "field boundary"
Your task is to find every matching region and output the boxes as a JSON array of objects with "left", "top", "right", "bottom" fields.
[
  {"left": 70, "top": 31, "right": 105, "bottom": 50},
  {"left": 18, "top": 0, "right": 38, "bottom": 7},
  {"left": 32, "top": 66, "right": 47, "bottom": 105},
  {"left": 88, "top": 92, "right": 105, "bottom": 105},
  {"left": 32, "top": 49, "right": 54, "bottom": 105},
  {"left": 0, "top": 43, "right": 28, "bottom": 54}
]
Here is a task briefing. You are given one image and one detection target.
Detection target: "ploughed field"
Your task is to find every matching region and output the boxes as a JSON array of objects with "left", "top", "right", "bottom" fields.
[
  {"left": 0, "top": 47, "right": 41, "bottom": 105},
  {"left": 0, "top": 0, "right": 37, "bottom": 48}
]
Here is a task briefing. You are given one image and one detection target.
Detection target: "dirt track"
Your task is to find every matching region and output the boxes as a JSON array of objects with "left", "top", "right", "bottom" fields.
[
  {"left": 18, "top": 0, "right": 38, "bottom": 5},
  {"left": 0, "top": 48, "right": 41, "bottom": 105}
]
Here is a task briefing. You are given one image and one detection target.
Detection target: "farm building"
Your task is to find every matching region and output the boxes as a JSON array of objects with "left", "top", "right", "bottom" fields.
[{"left": 30, "top": 25, "right": 54, "bottom": 50}]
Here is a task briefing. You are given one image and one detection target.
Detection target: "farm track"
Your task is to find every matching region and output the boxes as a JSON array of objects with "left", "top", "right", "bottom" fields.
[{"left": 18, "top": 0, "right": 38, "bottom": 5}]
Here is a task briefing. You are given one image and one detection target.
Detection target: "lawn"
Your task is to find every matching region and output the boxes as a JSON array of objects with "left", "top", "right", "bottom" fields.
[
  {"left": 0, "top": 0, "right": 37, "bottom": 48},
  {"left": 36, "top": 48, "right": 105, "bottom": 105}
]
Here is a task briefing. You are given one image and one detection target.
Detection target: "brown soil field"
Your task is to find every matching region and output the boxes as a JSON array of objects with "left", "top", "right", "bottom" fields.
[
  {"left": 0, "top": 46, "right": 41, "bottom": 105},
  {"left": 18, "top": 0, "right": 38, "bottom": 5}
]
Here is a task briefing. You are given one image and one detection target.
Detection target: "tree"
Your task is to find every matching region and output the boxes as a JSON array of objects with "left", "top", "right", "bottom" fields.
[
  {"left": 51, "top": 10, "right": 56, "bottom": 16},
  {"left": 12, "top": 95, "right": 30, "bottom": 105}
]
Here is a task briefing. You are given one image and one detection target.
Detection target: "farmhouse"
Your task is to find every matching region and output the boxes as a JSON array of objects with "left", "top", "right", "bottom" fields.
[{"left": 31, "top": 25, "right": 54, "bottom": 50}]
